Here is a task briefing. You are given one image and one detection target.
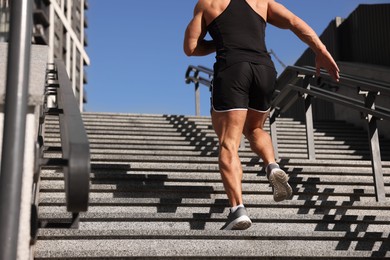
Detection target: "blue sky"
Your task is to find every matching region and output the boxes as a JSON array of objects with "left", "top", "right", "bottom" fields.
[{"left": 85, "top": 0, "right": 389, "bottom": 116}]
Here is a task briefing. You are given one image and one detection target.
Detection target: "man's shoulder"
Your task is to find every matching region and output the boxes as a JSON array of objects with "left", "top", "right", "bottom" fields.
[{"left": 197, "top": 0, "right": 213, "bottom": 9}]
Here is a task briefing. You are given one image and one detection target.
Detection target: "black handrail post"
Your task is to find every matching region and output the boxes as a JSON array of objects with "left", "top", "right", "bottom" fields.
[{"left": 0, "top": 0, "right": 33, "bottom": 259}]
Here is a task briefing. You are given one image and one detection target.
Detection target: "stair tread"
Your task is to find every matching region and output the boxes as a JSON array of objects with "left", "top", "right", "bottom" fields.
[
  {"left": 36, "top": 228, "right": 390, "bottom": 239},
  {"left": 38, "top": 211, "right": 390, "bottom": 223},
  {"left": 36, "top": 113, "right": 390, "bottom": 259},
  {"left": 34, "top": 241, "right": 389, "bottom": 259},
  {"left": 38, "top": 196, "right": 390, "bottom": 207}
]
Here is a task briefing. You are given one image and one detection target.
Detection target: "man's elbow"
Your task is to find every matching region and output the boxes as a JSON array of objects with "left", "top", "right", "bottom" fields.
[{"left": 184, "top": 45, "right": 195, "bottom": 57}]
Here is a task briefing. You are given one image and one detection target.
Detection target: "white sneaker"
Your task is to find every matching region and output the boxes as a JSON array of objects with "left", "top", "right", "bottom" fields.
[
  {"left": 220, "top": 207, "right": 252, "bottom": 230},
  {"left": 267, "top": 164, "right": 293, "bottom": 202}
]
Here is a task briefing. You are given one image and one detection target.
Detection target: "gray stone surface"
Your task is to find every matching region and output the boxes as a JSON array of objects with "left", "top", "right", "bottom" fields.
[
  {"left": 1, "top": 43, "right": 48, "bottom": 260},
  {"left": 35, "top": 112, "right": 390, "bottom": 259},
  {"left": 0, "top": 42, "right": 48, "bottom": 106},
  {"left": 34, "top": 239, "right": 390, "bottom": 258}
]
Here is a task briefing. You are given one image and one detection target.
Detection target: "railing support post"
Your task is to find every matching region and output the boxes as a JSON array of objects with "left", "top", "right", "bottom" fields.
[
  {"left": 303, "top": 77, "right": 316, "bottom": 160},
  {"left": 269, "top": 109, "right": 279, "bottom": 161},
  {"left": 0, "top": 0, "right": 33, "bottom": 259},
  {"left": 195, "top": 82, "right": 200, "bottom": 116},
  {"left": 185, "top": 65, "right": 215, "bottom": 117},
  {"left": 361, "top": 91, "right": 385, "bottom": 202}
]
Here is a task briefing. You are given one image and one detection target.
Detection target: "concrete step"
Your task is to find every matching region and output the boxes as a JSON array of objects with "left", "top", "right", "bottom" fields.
[
  {"left": 83, "top": 160, "right": 390, "bottom": 173},
  {"left": 45, "top": 118, "right": 367, "bottom": 129},
  {"left": 39, "top": 168, "right": 390, "bottom": 182},
  {"left": 70, "top": 128, "right": 378, "bottom": 140},
  {"left": 43, "top": 151, "right": 389, "bottom": 161},
  {"left": 44, "top": 140, "right": 382, "bottom": 151},
  {"left": 43, "top": 142, "right": 389, "bottom": 157},
  {"left": 37, "top": 210, "right": 390, "bottom": 230},
  {"left": 34, "top": 233, "right": 390, "bottom": 259},
  {"left": 46, "top": 116, "right": 365, "bottom": 126},
  {"left": 42, "top": 150, "right": 390, "bottom": 162},
  {"left": 36, "top": 228, "right": 390, "bottom": 241},
  {"left": 47, "top": 147, "right": 380, "bottom": 156},
  {"left": 38, "top": 193, "right": 390, "bottom": 207},
  {"left": 45, "top": 118, "right": 368, "bottom": 130},
  {"left": 38, "top": 192, "right": 386, "bottom": 206},
  {"left": 37, "top": 178, "right": 390, "bottom": 195},
  {"left": 44, "top": 128, "right": 374, "bottom": 140},
  {"left": 35, "top": 113, "right": 390, "bottom": 259}
]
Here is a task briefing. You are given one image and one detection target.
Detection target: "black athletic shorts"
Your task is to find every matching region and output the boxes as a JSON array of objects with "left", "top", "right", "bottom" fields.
[{"left": 212, "top": 62, "right": 277, "bottom": 112}]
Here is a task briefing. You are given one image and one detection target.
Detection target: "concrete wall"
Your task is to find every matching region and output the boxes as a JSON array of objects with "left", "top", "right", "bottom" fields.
[
  {"left": 0, "top": 42, "right": 48, "bottom": 105},
  {"left": 0, "top": 42, "right": 48, "bottom": 260},
  {"left": 335, "top": 62, "right": 390, "bottom": 139}
]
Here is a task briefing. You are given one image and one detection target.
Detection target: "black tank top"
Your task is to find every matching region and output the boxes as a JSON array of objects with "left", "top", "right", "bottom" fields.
[{"left": 207, "top": 0, "right": 274, "bottom": 69}]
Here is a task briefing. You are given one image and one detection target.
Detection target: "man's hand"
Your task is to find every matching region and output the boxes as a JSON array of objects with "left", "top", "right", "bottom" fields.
[
  {"left": 315, "top": 49, "right": 340, "bottom": 82},
  {"left": 267, "top": 0, "right": 340, "bottom": 82}
]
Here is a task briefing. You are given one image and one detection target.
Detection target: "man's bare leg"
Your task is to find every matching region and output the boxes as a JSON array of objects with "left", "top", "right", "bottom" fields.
[
  {"left": 244, "top": 109, "right": 292, "bottom": 201},
  {"left": 212, "top": 110, "right": 247, "bottom": 207},
  {"left": 212, "top": 110, "right": 252, "bottom": 230},
  {"left": 243, "top": 110, "right": 276, "bottom": 165}
]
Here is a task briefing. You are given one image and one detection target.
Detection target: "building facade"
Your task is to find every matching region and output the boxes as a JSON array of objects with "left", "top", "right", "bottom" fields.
[
  {"left": 288, "top": 4, "right": 390, "bottom": 137},
  {"left": 0, "top": 0, "right": 10, "bottom": 42},
  {"left": 295, "top": 4, "right": 390, "bottom": 69},
  {"left": 0, "top": 0, "right": 90, "bottom": 111}
]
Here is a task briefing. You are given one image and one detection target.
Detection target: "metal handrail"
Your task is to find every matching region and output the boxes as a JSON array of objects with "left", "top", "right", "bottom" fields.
[
  {"left": 271, "top": 65, "right": 390, "bottom": 202},
  {"left": 55, "top": 60, "right": 90, "bottom": 213},
  {"left": 185, "top": 64, "right": 390, "bottom": 202},
  {"left": 185, "top": 64, "right": 390, "bottom": 121},
  {"left": 283, "top": 66, "right": 390, "bottom": 96},
  {"left": 272, "top": 65, "right": 390, "bottom": 119},
  {"left": 185, "top": 65, "right": 213, "bottom": 87},
  {"left": 40, "top": 60, "right": 90, "bottom": 222},
  {"left": 0, "top": 0, "right": 32, "bottom": 259},
  {"left": 185, "top": 65, "right": 213, "bottom": 116}
]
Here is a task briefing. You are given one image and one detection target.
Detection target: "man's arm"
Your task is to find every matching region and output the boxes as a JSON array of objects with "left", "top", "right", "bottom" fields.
[
  {"left": 184, "top": 1, "right": 215, "bottom": 56},
  {"left": 267, "top": 0, "right": 340, "bottom": 81}
]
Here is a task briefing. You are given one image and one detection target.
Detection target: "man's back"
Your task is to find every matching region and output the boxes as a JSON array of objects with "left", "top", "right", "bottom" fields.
[
  {"left": 184, "top": 0, "right": 340, "bottom": 81},
  {"left": 206, "top": 0, "right": 274, "bottom": 68},
  {"left": 201, "top": 0, "right": 270, "bottom": 26}
]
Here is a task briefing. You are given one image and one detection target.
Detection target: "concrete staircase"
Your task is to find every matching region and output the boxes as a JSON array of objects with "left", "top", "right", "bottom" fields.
[{"left": 34, "top": 112, "right": 390, "bottom": 259}]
